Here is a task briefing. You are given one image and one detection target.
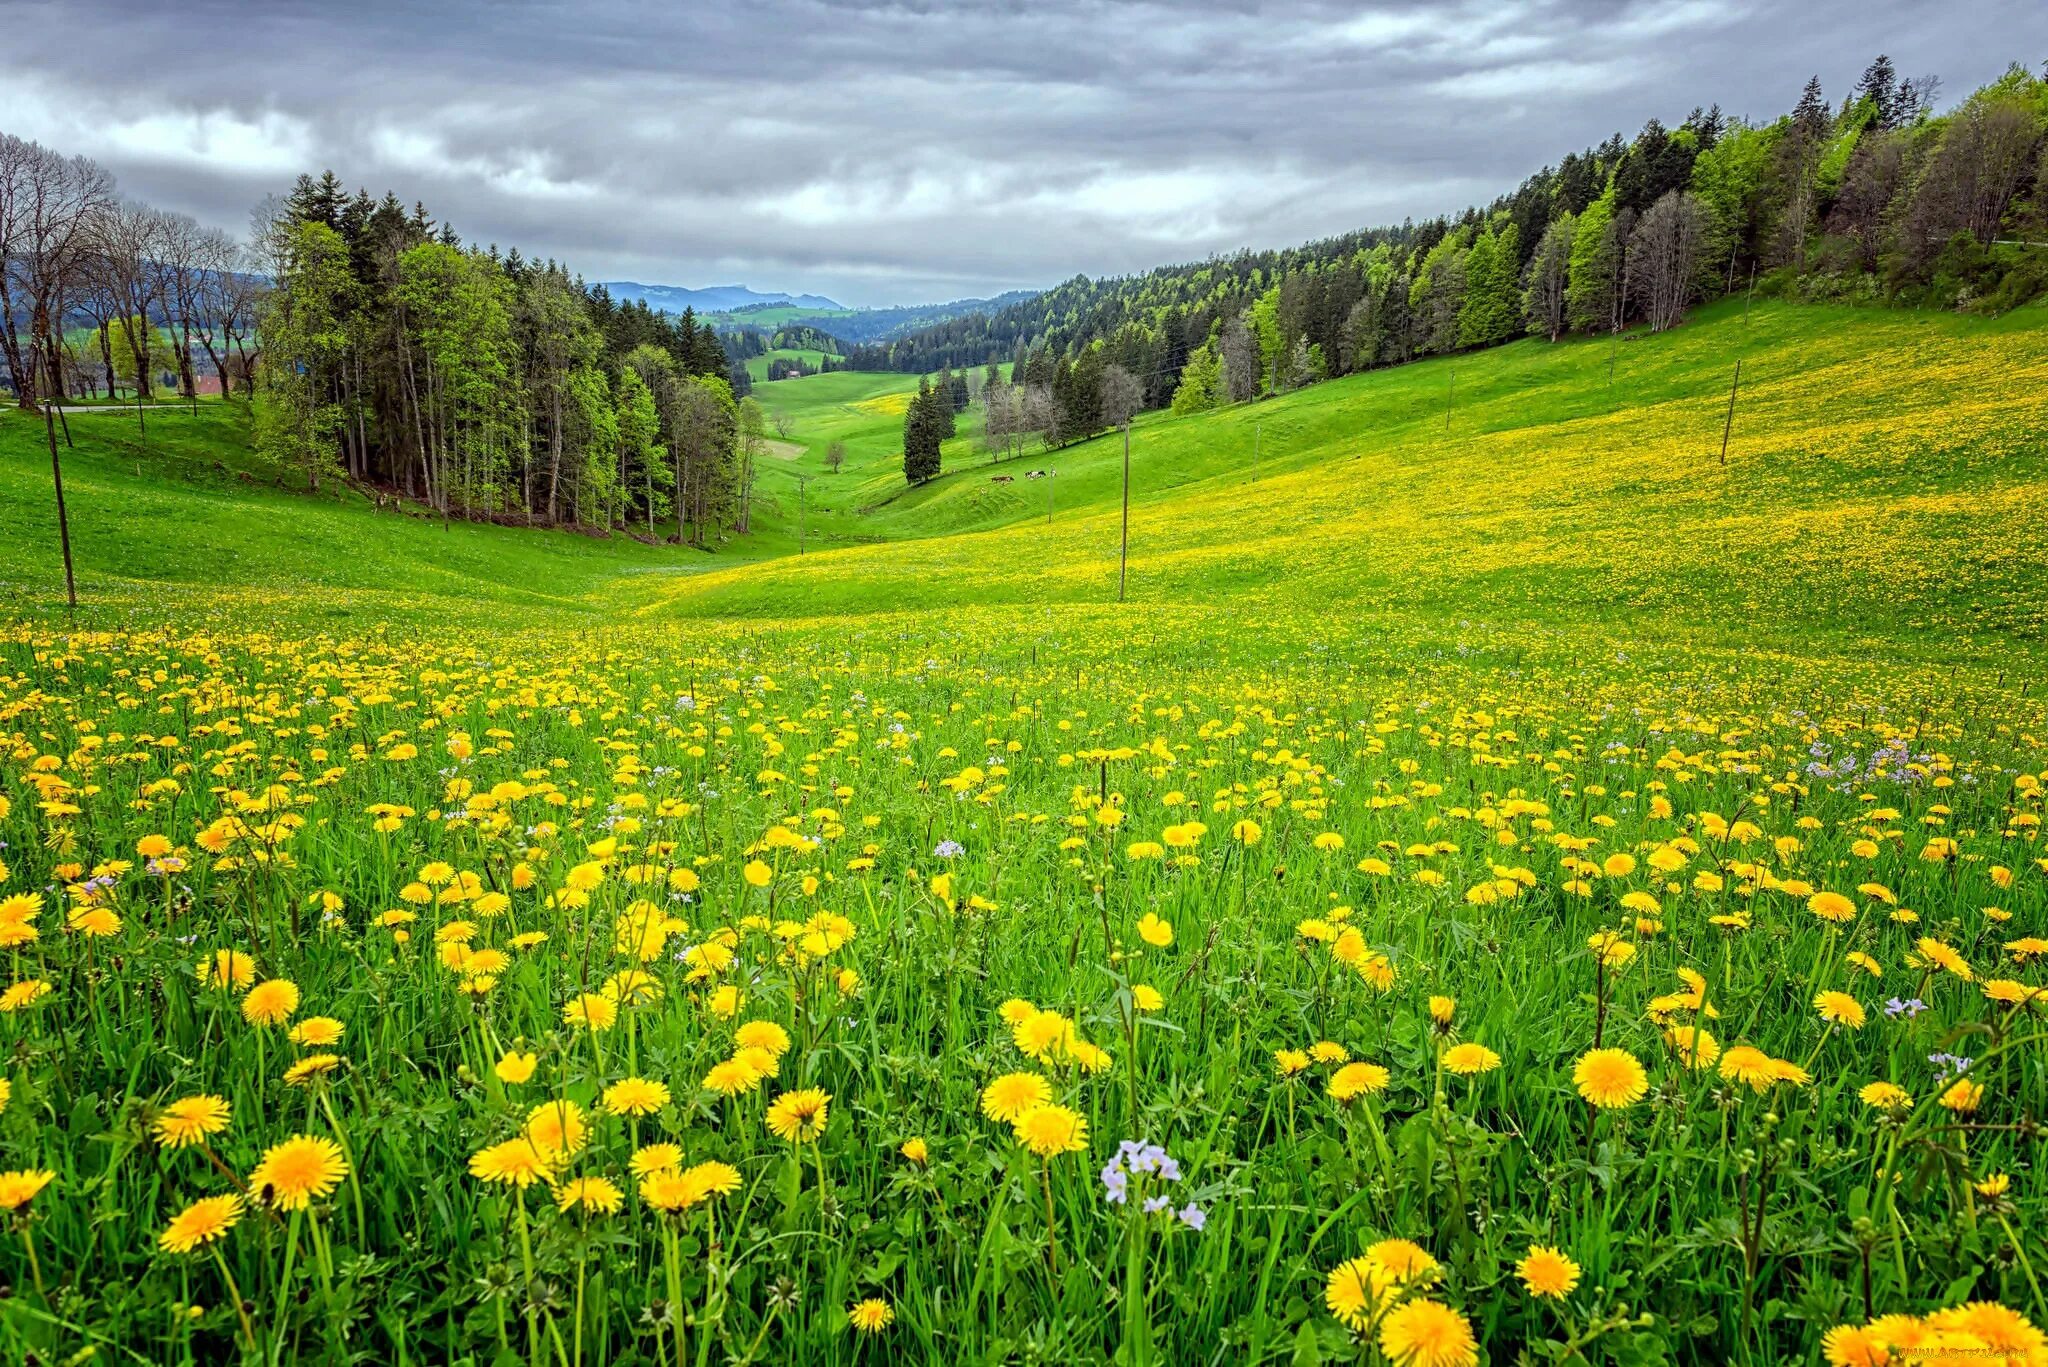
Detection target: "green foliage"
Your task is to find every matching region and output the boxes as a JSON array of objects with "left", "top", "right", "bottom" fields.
[
  {"left": 1170, "top": 343, "right": 1221, "bottom": 414},
  {"left": 254, "top": 220, "right": 353, "bottom": 489}
]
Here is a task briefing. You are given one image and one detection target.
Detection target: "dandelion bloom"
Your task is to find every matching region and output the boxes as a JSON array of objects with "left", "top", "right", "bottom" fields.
[
  {"left": 1132, "top": 984, "right": 1164, "bottom": 1012},
  {"left": 1814, "top": 991, "right": 1867, "bottom": 1029},
  {"left": 284, "top": 1054, "right": 343, "bottom": 1087},
  {"left": 564, "top": 992, "right": 619, "bottom": 1032},
  {"left": 900, "top": 1136, "right": 929, "bottom": 1164},
  {"left": 1441, "top": 1043, "right": 1500, "bottom": 1076},
  {"left": 159, "top": 1194, "right": 243, "bottom": 1254},
  {"left": 1328, "top": 1061, "right": 1392, "bottom": 1101},
  {"left": 704, "top": 1057, "right": 766, "bottom": 1096},
  {"left": 733, "top": 1019, "right": 792, "bottom": 1058},
  {"left": 289, "top": 1017, "right": 345, "bottom": 1046},
  {"left": 1378, "top": 1298, "right": 1479, "bottom": 1367},
  {"left": 640, "top": 1169, "right": 697, "bottom": 1212},
  {"left": 602, "top": 1077, "right": 672, "bottom": 1117},
  {"left": 1819, "top": 1322, "right": 1896, "bottom": 1367},
  {"left": 1013, "top": 1009, "right": 1075, "bottom": 1061},
  {"left": 1517, "top": 1245, "right": 1580, "bottom": 1299},
  {"left": 1718, "top": 1045, "right": 1779, "bottom": 1092},
  {"left": 981, "top": 1072, "right": 1053, "bottom": 1122},
  {"left": 0, "top": 1169, "right": 54, "bottom": 1210},
  {"left": 1011, "top": 1103, "right": 1088, "bottom": 1157},
  {"left": 997, "top": 998, "right": 1038, "bottom": 1025},
  {"left": 1135, "top": 913, "right": 1173, "bottom": 947},
  {"left": 1663, "top": 1026, "right": 1720, "bottom": 1070},
  {"left": 1939, "top": 1079, "right": 1984, "bottom": 1113},
  {"left": 555, "top": 1176, "right": 623, "bottom": 1215},
  {"left": 1806, "top": 891, "right": 1856, "bottom": 923},
  {"left": 495, "top": 1051, "right": 538, "bottom": 1084},
  {"left": 1858, "top": 1081, "right": 1913, "bottom": 1112},
  {"left": 154, "top": 1095, "right": 231, "bottom": 1149},
  {"left": 682, "top": 1160, "right": 741, "bottom": 1202},
  {"left": 1573, "top": 1048, "right": 1647, "bottom": 1109},
  {"left": 631, "top": 1143, "right": 684, "bottom": 1177},
  {"left": 1324, "top": 1256, "right": 1394, "bottom": 1328},
  {"left": 849, "top": 1298, "right": 895, "bottom": 1333},
  {"left": 765, "top": 1088, "right": 831, "bottom": 1144},
  {"left": 1428, "top": 996, "right": 1456, "bottom": 1025},
  {"left": 241, "top": 978, "right": 300, "bottom": 1027},
  {"left": 1274, "top": 1049, "right": 1310, "bottom": 1077},
  {"left": 525, "top": 1100, "right": 590, "bottom": 1157},
  {"left": 248, "top": 1135, "right": 348, "bottom": 1210},
  {"left": 1915, "top": 938, "right": 1973, "bottom": 981},
  {"left": 0, "top": 979, "right": 48, "bottom": 1013},
  {"left": 196, "top": 950, "right": 256, "bottom": 991},
  {"left": 470, "top": 1139, "right": 555, "bottom": 1188}
]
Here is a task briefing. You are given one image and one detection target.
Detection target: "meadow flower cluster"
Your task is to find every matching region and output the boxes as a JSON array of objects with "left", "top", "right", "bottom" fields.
[{"left": 0, "top": 618, "right": 2041, "bottom": 1364}]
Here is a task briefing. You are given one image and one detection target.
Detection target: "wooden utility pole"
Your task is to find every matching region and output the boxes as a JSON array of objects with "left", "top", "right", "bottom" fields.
[
  {"left": 1444, "top": 368, "right": 1455, "bottom": 433},
  {"left": 795, "top": 474, "right": 811, "bottom": 554},
  {"left": 1117, "top": 421, "right": 1131, "bottom": 602},
  {"left": 1045, "top": 470, "right": 1056, "bottom": 524},
  {"left": 1252, "top": 422, "right": 1260, "bottom": 480},
  {"left": 1719, "top": 360, "right": 1743, "bottom": 465}
]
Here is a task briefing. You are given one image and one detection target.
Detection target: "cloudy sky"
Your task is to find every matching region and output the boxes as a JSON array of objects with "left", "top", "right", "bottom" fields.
[{"left": 4, "top": 1, "right": 2041, "bottom": 306}]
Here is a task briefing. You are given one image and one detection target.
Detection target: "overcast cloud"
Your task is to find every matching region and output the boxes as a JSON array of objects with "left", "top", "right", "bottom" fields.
[{"left": 2, "top": 1, "right": 2040, "bottom": 306}]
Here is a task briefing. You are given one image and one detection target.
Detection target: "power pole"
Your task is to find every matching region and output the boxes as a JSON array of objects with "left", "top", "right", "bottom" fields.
[
  {"left": 1117, "top": 421, "right": 1131, "bottom": 602},
  {"left": 1444, "top": 367, "right": 1455, "bottom": 433},
  {"left": 1719, "top": 359, "right": 1742, "bottom": 466},
  {"left": 1252, "top": 421, "right": 1260, "bottom": 480},
  {"left": 1045, "top": 470, "right": 1056, "bottom": 524},
  {"left": 795, "top": 474, "right": 810, "bottom": 553}
]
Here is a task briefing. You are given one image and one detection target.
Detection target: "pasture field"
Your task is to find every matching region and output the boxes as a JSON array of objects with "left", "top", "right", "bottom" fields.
[
  {"left": 744, "top": 350, "right": 844, "bottom": 384},
  {"left": 0, "top": 300, "right": 2044, "bottom": 1366}
]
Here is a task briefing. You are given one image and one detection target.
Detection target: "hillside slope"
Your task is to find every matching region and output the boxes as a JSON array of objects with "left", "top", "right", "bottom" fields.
[{"left": 654, "top": 299, "right": 2048, "bottom": 669}]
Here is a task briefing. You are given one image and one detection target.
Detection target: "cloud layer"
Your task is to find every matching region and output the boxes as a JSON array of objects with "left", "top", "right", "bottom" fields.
[{"left": 4, "top": 1, "right": 2039, "bottom": 305}]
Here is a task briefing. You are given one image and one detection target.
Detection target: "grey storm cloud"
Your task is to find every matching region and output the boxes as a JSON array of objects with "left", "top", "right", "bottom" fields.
[{"left": 2, "top": 0, "right": 2041, "bottom": 305}]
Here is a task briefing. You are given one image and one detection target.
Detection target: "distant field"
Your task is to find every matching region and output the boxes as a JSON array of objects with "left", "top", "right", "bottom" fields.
[{"left": 744, "top": 346, "right": 843, "bottom": 381}]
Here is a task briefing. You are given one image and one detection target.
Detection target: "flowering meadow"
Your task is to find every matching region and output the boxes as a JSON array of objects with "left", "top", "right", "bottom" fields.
[{"left": 0, "top": 604, "right": 2041, "bottom": 1367}]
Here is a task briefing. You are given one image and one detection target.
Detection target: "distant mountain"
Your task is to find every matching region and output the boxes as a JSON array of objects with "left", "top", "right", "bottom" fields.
[
  {"left": 788, "top": 291, "right": 1041, "bottom": 344},
  {"left": 600, "top": 282, "right": 844, "bottom": 314}
]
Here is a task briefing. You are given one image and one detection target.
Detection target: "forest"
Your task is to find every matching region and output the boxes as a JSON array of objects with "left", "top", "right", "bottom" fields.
[{"left": 850, "top": 58, "right": 2048, "bottom": 451}]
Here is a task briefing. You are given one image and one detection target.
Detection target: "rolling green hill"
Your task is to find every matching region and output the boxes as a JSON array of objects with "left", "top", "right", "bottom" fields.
[{"left": 5, "top": 300, "right": 2045, "bottom": 676}]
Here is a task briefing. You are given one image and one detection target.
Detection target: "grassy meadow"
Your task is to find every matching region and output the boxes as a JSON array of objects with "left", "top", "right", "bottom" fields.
[{"left": 0, "top": 299, "right": 2045, "bottom": 1366}]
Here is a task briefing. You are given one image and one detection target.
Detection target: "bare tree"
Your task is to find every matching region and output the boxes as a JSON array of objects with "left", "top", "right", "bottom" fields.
[
  {"left": 770, "top": 409, "right": 793, "bottom": 440},
  {"left": 1098, "top": 364, "right": 1142, "bottom": 428},
  {"left": 7, "top": 136, "right": 117, "bottom": 605},
  {"left": 187, "top": 225, "right": 250, "bottom": 403},
  {"left": 1901, "top": 95, "right": 2042, "bottom": 265},
  {"left": 1629, "top": 190, "right": 1709, "bottom": 332},
  {"left": 0, "top": 134, "right": 38, "bottom": 408},
  {"left": 155, "top": 210, "right": 216, "bottom": 409},
  {"left": 981, "top": 378, "right": 1011, "bottom": 461},
  {"left": 1018, "top": 383, "right": 1056, "bottom": 452},
  {"left": 99, "top": 201, "right": 168, "bottom": 401},
  {"left": 1828, "top": 133, "right": 1913, "bottom": 271},
  {"left": 1218, "top": 313, "right": 1259, "bottom": 403},
  {"left": 1521, "top": 213, "right": 1575, "bottom": 340},
  {"left": 823, "top": 439, "right": 846, "bottom": 474}
]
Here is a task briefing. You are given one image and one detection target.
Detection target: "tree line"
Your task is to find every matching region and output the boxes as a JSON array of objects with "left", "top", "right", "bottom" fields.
[
  {"left": 853, "top": 58, "right": 2048, "bottom": 428},
  {"left": 4, "top": 143, "right": 774, "bottom": 561},
  {"left": 254, "top": 172, "right": 763, "bottom": 538}
]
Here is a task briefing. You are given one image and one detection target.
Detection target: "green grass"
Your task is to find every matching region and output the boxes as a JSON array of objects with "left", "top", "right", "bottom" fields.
[
  {"left": 744, "top": 348, "right": 843, "bottom": 382},
  {"left": 0, "top": 301, "right": 2046, "bottom": 1365}
]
